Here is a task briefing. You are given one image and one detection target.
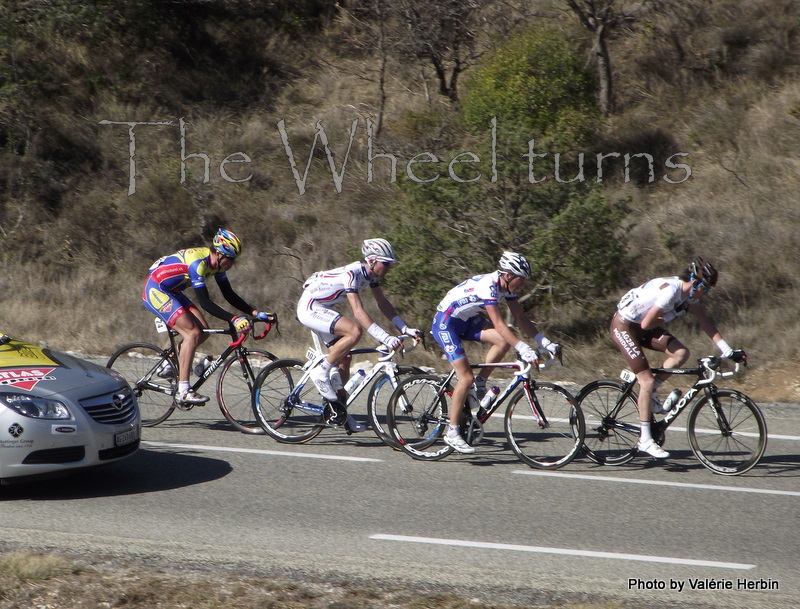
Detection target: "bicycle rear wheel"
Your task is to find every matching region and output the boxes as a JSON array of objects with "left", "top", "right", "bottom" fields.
[
  {"left": 216, "top": 348, "right": 276, "bottom": 434},
  {"left": 386, "top": 375, "right": 454, "bottom": 460},
  {"left": 687, "top": 389, "right": 767, "bottom": 475},
  {"left": 107, "top": 343, "right": 176, "bottom": 427},
  {"left": 504, "top": 383, "right": 585, "bottom": 469},
  {"left": 252, "top": 359, "right": 324, "bottom": 443},
  {"left": 578, "top": 380, "right": 639, "bottom": 465}
]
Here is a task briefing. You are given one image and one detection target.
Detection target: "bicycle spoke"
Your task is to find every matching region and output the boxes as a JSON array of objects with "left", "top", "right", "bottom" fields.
[
  {"left": 252, "top": 359, "right": 324, "bottom": 443},
  {"left": 577, "top": 380, "right": 639, "bottom": 465},
  {"left": 387, "top": 375, "right": 453, "bottom": 460},
  {"left": 217, "top": 349, "right": 275, "bottom": 434},
  {"left": 687, "top": 389, "right": 767, "bottom": 475},
  {"left": 107, "top": 343, "right": 176, "bottom": 426},
  {"left": 505, "top": 383, "right": 584, "bottom": 469}
]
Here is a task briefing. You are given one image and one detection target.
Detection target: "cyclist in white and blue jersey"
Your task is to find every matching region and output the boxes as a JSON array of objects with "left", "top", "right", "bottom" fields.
[{"left": 432, "top": 252, "right": 560, "bottom": 454}]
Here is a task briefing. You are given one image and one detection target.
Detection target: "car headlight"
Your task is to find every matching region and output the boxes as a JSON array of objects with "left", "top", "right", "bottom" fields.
[{"left": 0, "top": 393, "right": 71, "bottom": 419}]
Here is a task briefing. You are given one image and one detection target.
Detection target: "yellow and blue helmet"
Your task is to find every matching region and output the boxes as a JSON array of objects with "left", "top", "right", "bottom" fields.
[{"left": 213, "top": 228, "right": 242, "bottom": 259}]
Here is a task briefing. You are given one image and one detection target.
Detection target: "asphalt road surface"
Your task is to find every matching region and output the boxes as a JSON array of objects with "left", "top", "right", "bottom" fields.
[{"left": 2, "top": 379, "right": 799, "bottom": 609}]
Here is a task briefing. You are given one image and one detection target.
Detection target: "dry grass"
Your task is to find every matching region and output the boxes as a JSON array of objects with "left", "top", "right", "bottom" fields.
[
  {"left": 0, "top": 551, "right": 615, "bottom": 609},
  {"left": 1, "top": 0, "right": 800, "bottom": 394}
]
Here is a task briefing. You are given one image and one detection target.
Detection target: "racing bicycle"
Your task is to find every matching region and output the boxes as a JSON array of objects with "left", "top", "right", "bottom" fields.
[
  {"left": 384, "top": 355, "right": 585, "bottom": 469},
  {"left": 576, "top": 351, "right": 766, "bottom": 475},
  {"left": 251, "top": 333, "right": 422, "bottom": 444},
  {"left": 107, "top": 315, "right": 275, "bottom": 432}
]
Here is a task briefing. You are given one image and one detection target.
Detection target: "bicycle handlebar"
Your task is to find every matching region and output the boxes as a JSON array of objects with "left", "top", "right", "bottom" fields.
[
  {"left": 484, "top": 350, "right": 559, "bottom": 377},
  {"left": 220, "top": 316, "right": 276, "bottom": 348},
  {"left": 375, "top": 334, "right": 420, "bottom": 362},
  {"left": 700, "top": 355, "right": 742, "bottom": 381}
]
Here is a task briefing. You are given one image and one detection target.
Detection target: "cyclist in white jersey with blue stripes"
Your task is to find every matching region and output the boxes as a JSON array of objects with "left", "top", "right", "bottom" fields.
[
  {"left": 432, "top": 252, "right": 560, "bottom": 454},
  {"left": 297, "top": 238, "right": 422, "bottom": 432}
]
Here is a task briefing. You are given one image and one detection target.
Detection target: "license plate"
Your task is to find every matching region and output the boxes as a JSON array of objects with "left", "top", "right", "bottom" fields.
[{"left": 115, "top": 428, "right": 139, "bottom": 446}]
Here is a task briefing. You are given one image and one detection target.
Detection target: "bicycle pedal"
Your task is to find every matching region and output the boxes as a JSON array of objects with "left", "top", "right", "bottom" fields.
[{"left": 323, "top": 400, "right": 347, "bottom": 426}]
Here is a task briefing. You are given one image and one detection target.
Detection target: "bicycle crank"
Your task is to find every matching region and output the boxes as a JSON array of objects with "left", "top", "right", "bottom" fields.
[{"left": 464, "top": 418, "right": 484, "bottom": 445}]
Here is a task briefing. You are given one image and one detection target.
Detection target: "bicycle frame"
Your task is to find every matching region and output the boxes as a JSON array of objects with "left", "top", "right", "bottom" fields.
[
  {"left": 287, "top": 333, "right": 416, "bottom": 418},
  {"left": 579, "top": 354, "right": 767, "bottom": 473},
  {"left": 157, "top": 321, "right": 272, "bottom": 397},
  {"left": 128, "top": 320, "right": 271, "bottom": 406},
  {"left": 386, "top": 351, "right": 583, "bottom": 467},
  {"left": 420, "top": 356, "right": 556, "bottom": 424},
  {"left": 616, "top": 357, "right": 742, "bottom": 435}
]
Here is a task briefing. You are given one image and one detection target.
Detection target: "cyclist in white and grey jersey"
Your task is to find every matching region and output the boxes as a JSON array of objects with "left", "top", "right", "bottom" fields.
[{"left": 610, "top": 257, "right": 741, "bottom": 459}]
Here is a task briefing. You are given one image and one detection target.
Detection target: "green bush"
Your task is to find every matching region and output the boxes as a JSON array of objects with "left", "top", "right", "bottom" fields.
[{"left": 462, "top": 28, "right": 597, "bottom": 145}]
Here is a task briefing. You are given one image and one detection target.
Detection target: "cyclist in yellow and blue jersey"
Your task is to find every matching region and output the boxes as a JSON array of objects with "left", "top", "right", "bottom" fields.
[{"left": 143, "top": 228, "right": 273, "bottom": 404}]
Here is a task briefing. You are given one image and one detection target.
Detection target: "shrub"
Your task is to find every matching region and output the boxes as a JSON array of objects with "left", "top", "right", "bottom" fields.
[{"left": 462, "top": 27, "right": 597, "bottom": 146}]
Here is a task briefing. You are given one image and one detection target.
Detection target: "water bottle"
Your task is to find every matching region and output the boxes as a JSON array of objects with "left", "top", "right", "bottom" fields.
[
  {"left": 476, "top": 386, "right": 500, "bottom": 419},
  {"left": 193, "top": 355, "right": 213, "bottom": 377},
  {"left": 344, "top": 369, "right": 366, "bottom": 394},
  {"left": 662, "top": 388, "right": 682, "bottom": 411},
  {"left": 480, "top": 386, "right": 500, "bottom": 409}
]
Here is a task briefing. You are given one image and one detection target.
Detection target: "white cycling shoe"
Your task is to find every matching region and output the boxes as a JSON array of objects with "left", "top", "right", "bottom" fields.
[
  {"left": 637, "top": 438, "right": 669, "bottom": 459},
  {"left": 178, "top": 389, "right": 209, "bottom": 405},
  {"left": 444, "top": 433, "right": 475, "bottom": 454}
]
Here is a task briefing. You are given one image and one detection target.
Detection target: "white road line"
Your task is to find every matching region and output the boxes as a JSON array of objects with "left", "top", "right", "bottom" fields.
[
  {"left": 511, "top": 470, "right": 800, "bottom": 497},
  {"left": 142, "top": 441, "right": 383, "bottom": 462},
  {"left": 370, "top": 534, "right": 755, "bottom": 570},
  {"left": 583, "top": 418, "right": 800, "bottom": 442},
  {"left": 661, "top": 423, "right": 800, "bottom": 442}
]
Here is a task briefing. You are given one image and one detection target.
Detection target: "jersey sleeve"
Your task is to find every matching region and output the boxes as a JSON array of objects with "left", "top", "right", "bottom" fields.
[
  {"left": 477, "top": 274, "right": 500, "bottom": 307},
  {"left": 187, "top": 257, "right": 210, "bottom": 289}
]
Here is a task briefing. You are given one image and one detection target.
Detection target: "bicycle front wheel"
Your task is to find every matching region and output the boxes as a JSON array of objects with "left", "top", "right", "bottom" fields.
[
  {"left": 107, "top": 343, "right": 176, "bottom": 427},
  {"left": 504, "top": 383, "right": 585, "bottom": 469},
  {"left": 578, "top": 380, "right": 639, "bottom": 465},
  {"left": 366, "top": 366, "right": 426, "bottom": 448},
  {"left": 386, "top": 375, "right": 454, "bottom": 460},
  {"left": 252, "top": 359, "right": 324, "bottom": 443},
  {"left": 687, "top": 389, "right": 767, "bottom": 475},
  {"left": 216, "top": 348, "right": 276, "bottom": 434}
]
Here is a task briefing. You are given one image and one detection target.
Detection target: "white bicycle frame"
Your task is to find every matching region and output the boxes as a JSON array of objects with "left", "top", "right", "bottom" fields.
[{"left": 293, "top": 332, "right": 418, "bottom": 411}]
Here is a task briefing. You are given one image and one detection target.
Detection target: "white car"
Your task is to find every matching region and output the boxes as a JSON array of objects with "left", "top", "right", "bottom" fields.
[{"left": 0, "top": 335, "right": 140, "bottom": 484}]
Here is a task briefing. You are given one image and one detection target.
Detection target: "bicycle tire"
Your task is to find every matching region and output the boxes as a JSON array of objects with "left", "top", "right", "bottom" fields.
[
  {"left": 365, "top": 366, "right": 426, "bottom": 448},
  {"left": 504, "top": 382, "right": 585, "bottom": 469},
  {"left": 216, "top": 348, "right": 277, "bottom": 434},
  {"left": 252, "top": 358, "right": 324, "bottom": 443},
  {"left": 578, "top": 380, "right": 639, "bottom": 465},
  {"left": 687, "top": 389, "right": 767, "bottom": 475},
  {"left": 107, "top": 343, "right": 177, "bottom": 427},
  {"left": 386, "top": 375, "right": 454, "bottom": 460}
]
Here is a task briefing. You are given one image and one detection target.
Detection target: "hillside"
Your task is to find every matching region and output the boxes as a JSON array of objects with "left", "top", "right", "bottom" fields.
[{"left": 1, "top": 0, "right": 799, "bottom": 400}]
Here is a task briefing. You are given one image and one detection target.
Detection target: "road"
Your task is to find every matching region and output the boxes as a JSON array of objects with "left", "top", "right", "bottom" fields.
[{"left": 1, "top": 383, "right": 799, "bottom": 609}]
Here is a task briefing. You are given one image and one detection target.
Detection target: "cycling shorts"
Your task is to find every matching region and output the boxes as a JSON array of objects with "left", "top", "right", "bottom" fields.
[
  {"left": 142, "top": 277, "right": 196, "bottom": 327},
  {"left": 296, "top": 296, "right": 343, "bottom": 347},
  {"left": 610, "top": 311, "right": 676, "bottom": 373},
  {"left": 431, "top": 312, "right": 489, "bottom": 363}
]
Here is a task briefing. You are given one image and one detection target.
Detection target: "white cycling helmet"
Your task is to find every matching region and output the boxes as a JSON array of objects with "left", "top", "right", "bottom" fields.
[
  {"left": 361, "top": 238, "right": 396, "bottom": 262},
  {"left": 499, "top": 251, "right": 532, "bottom": 278}
]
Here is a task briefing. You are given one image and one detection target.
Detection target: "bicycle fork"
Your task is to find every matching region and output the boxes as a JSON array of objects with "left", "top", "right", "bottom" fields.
[{"left": 522, "top": 383, "right": 546, "bottom": 428}]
